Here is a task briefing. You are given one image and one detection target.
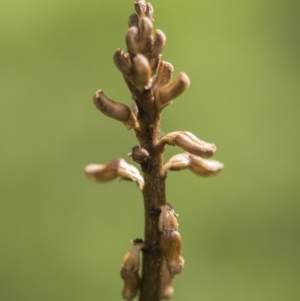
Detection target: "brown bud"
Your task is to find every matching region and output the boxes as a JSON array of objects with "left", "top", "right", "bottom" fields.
[
  {"left": 143, "top": 35, "right": 154, "bottom": 57},
  {"left": 149, "top": 54, "right": 161, "bottom": 75},
  {"left": 152, "top": 61, "right": 174, "bottom": 93},
  {"left": 139, "top": 17, "right": 153, "bottom": 52},
  {"left": 129, "top": 146, "right": 150, "bottom": 163},
  {"left": 93, "top": 90, "right": 137, "bottom": 129},
  {"left": 145, "top": 3, "right": 154, "bottom": 22},
  {"left": 189, "top": 154, "right": 224, "bottom": 176},
  {"left": 122, "top": 240, "right": 145, "bottom": 272},
  {"left": 162, "top": 153, "right": 190, "bottom": 174},
  {"left": 132, "top": 54, "right": 152, "bottom": 91},
  {"left": 85, "top": 159, "right": 145, "bottom": 189},
  {"left": 120, "top": 240, "right": 145, "bottom": 300},
  {"left": 151, "top": 29, "right": 166, "bottom": 58},
  {"left": 85, "top": 161, "right": 119, "bottom": 182},
  {"left": 117, "top": 159, "right": 145, "bottom": 190},
  {"left": 113, "top": 49, "right": 132, "bottom": 77},
  {"left": 120, "top": 268, "right": 140, "bottom": 301},
  {"left": 126, "top": 26, "right": 140, "bottom": 56},
  {"left": 160, "top": 257, "right": 174, "bottom": 299},
  {"left": 160, "top": 230, "right": 184, "bottom": 277},
  {"left": 134, "top": 0, "right": 147, "bottom": 16},
  {"left": 149, "top": 29, "right": 166, "bottom": 73},
  {"left": 158, "top": 204, "right": 179, "bottom": 233},
  {"left": 162, "top": 153, "right": 224, "bottom": 177},
  {"left": 156, "top": 73, "right": 190, "bottom": 109},
  {"left": 128, "top": 13, "right": 139, "bottom": 28},
  {"left": 160, "top": 131, "right": 216, "bottom": 158}
]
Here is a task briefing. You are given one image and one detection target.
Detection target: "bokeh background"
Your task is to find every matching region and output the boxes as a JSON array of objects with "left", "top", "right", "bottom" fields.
[{"left": 1, "top": 0, "right": 299, "bottom": 300}]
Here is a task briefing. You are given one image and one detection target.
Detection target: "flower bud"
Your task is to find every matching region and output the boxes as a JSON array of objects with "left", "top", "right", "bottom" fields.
[
  {"left": 93, "top": 90, "right": 137, "bottom": 129},
  {"left": 162, "top": 153, "right": 224, "bottom": 177},
  {"left": 85, "top": 161, "right": 118, "bottom": 182},
  {"left": 120, "top": 268, "right": 140, "bottom": 301},
  {"left": 122, "top": 239, "right": 145, "bottom": 272},
  {"left": 145, "top": 3, "right": 154, "bottom": 22},
  {"left": 151, "top": 29, "right": 166, "bottom": 58},
  {"left": 162, "top": 153, "right": 190, "bottom": 174},
  {"left": 139, "top": 17, "right": 153, "bottom": 41},
  {"left": 160, "top": 230, "right": 184, "bottom": 277},
  {"left": 152, "top": 61, "right": 173, "bottom": 94},
  {"left": 161, "top": 282, "right": 174, "bottom": 300},
  {"left": 113, "top": 49, "right": 132, "bottom": 77},
  {"left": 158, "top": 204, "right": 179, "bottom": 233},
  {"left": 129, "top": 146, "right": 150, "bottom": 164},
  {"left": 134, "top": 0, "right": 147, "bottom": 16},
  {"left": 128, "top": 13, "right": 139, "bottom": 28},
  {"left": 156, "top": 73, "right": 190, "bottom": 109},
  {"left": 143, "top": 35, "right": 154, "bottom": 56},
  {"left": 126, "top": 26, "right": 140, "bottom": 56},
  {"left": 139, "top": 17, "right": 153, "bottom": 52},
  {"left": 189, "top": 154, "right": 224, "bottom": 176},
  {"left": 160, "top": 131, "right": 216, "bottom": 158},
  {"left": 160, "top": 258, "right": 174, "bottom": 299},
  {"left": 85, "top": 162, "right": 118, "bottom": 182},
  {"left": 117, "top": 159, "right": 145, "bottom": 190},
  {"left": 85, "top": 159, "right": 145, "bottom": 189},
  {"left": 132, "top": 54, "right": 152, "bottom": 91},
  {"left": 149, "top": 29, "right": 166, "bottom": 73},
  {"left": 120, "top": 240, "right": 145, "bottom": 300}
]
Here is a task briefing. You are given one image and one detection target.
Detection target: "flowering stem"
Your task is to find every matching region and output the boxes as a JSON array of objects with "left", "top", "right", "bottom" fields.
[{"left": 85, "top": 1, "right": 224, "bottom": 300}]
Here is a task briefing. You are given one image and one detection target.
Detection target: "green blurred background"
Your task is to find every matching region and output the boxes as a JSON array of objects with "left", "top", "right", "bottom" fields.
[{"left": 1, "top": 0, "right": 299, "bottom": 300}]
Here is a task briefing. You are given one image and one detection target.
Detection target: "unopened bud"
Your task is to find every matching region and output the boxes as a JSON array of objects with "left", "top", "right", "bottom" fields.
[
  {"left": 128, "top": 13, "right": 139, "bottom": 28},
  {"left": 93, "top": 90, "right": 137, "bottom": 129},
  {"left": 162, "top": 153, "right": 190, "bottom": 174},
  {"left": 161, "top": 283, "right": 174, "bottom": 300},
  {"left": 134, "top": 0, "right": 147, "bottom": 16},
  {"left": 132, "top": 54, "right": 152, "bottom": 91},
  {"left": 160, "top": 230, "right": 184, "bottom": 277},
  {"left": 120, "top": 240, "right": 145, "bottom": 300},
  {"left": 151, "top": 29, "right": 166, "bottom": 58},
  {"left": 85, "top": 159, "right": 145, "bottom": 189},
  {"left": 129, "top": 146, "right": 150, "bottom": 164},
  {"left": 189, "top": 154, "right": 224, "bottom": 176},
  {"left": 144, "top": 35, "right": 154, "bottom": 57},
  {"left": 158, "top": 203, "right": 179, "bottom": 233},
  {"left": 114, "top": 49, "right": 132, "bottom": 77},
  {"left": 126, "top": 26, "right": 140, "bottom": 56},
  {"left": 160, "top": 131, "right": 216, "bottom": 158},
  {"left": 139, "top": 17, "right": 153, "bottom": 52},
  {"left": 122, "top": 239, "right": 145, "bottom": 272},
  {"left": 152, "top": 61, "right": 174, "bottom": 93},
  {"left": 149, "top": 29, "right": 166, "bottom": 73},
  {"left": 162, "top": 153, "right": 224, "bottom": 177},
  {"left": 120, "top": 269, "right": 140, "bottom": 301},
  {"left": 85, "top": 161, "right": 119, "bottom": 182},
  {"left": 156, "top": 73, "right": 190, "bottom": 109},
  {"left": 160, "top": 258, "right": 174, "bottom": 299},
  {"left": 117, "top": 159, "right": 145, "bottom": 190},
  {"left": 145, "top": 3, "right": 154, "bottom": 22}
]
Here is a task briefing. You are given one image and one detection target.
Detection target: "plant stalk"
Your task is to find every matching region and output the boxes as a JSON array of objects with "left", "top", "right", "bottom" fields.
[{"left": 134, "top": 91, "right": 166, "bottom": 301}]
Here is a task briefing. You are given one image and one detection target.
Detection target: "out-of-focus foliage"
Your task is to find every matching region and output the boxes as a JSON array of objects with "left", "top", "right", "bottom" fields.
[{"left": 1, "top": 0, "right": 299, "bottom": 300}]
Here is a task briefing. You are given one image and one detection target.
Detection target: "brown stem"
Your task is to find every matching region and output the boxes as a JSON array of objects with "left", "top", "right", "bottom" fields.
[{"left": 133, "top": 90, "right": 166, "bottom": 301}]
